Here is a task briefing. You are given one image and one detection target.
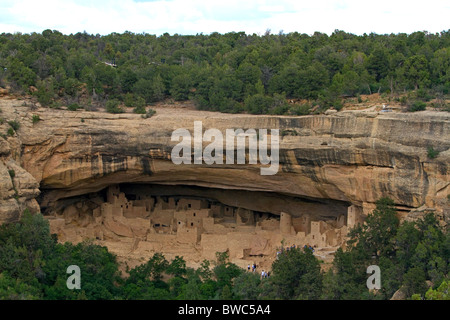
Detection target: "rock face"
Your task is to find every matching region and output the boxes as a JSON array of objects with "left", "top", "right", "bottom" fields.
[
  {"left": 0, "top": 99, "right": 449, "bottom": 216},
  {"left": 0, "top": 98, "right": 448, "bottom": 267},
  {"left": 0, "top": 129, "right": 40, "bottom": 224}
]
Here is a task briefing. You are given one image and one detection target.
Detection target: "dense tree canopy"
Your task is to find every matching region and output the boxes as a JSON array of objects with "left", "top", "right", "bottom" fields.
[
  {"left": 0, "top": 29, "right": 449, "bottom": 114},
  {"left": 322, "top": 198, "right": 449, "bottom": 300}
]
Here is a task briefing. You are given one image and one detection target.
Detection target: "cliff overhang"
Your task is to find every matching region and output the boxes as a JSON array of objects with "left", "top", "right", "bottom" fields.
[{"left": 0, "top": 99, "right": 449, "bottom": 222}]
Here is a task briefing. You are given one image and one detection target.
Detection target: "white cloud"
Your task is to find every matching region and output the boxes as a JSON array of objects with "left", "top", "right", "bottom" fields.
[{"left": 0, "top": 0, "right": 448, "bottom": 35}]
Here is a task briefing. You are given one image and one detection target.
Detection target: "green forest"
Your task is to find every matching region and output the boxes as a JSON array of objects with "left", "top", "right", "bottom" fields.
[
  {"left": 0, "top": 198, "right": 448, "bottom": 300},
  {"left": 0, "top": 29, "right": 449, "bottom": 114}
]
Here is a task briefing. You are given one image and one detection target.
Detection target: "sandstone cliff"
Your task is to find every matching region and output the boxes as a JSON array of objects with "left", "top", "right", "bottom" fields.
[
  {"left": 0, "top": 118, "right": 40, "bottom": 223},
  {"left": 0, "top": 98, "right": 448, "bottom": 221}
]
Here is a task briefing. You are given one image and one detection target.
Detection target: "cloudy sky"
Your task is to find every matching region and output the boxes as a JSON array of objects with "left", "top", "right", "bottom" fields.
[{"left": 0, "top": 0, "right": 449, "bottom": 36}]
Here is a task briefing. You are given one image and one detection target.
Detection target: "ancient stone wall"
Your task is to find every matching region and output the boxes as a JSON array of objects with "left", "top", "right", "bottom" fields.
[{"left": 46, "top": 184, "right": 354, "bottom": 270}]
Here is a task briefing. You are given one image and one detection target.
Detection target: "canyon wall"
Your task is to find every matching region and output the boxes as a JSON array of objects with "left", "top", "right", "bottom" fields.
[
  {"left": 0, "top": 98, "right": 449, "bottom": 221},
  {"left": 1, "top": 98, "right": 449, "bottom": 269}
]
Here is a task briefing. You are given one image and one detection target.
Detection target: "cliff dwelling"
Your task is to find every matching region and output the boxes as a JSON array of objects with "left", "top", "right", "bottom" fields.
[
  {"left": 1, "top": 98, "right": 447, "bottom": 273},
  {"left": 42, "top": 183, "right": 359, "bottom": 270}
]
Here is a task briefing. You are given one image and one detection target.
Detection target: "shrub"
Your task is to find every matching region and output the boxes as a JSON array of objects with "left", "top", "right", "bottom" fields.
[
  {"left": 423, "top": 280, "right": 450, "bottom": 300},
  {"left": 105, "top": 99, "right": 124, "bottom": 114},
  {"left": 408, "top": 101, "right": 426, "bottom": 112},
  {"left": 291, "top": 104, "right": 310, "bottom": 116},
  {"left": 141, "top": 108, "right": 156, "bottom": 119},
  {"left": 49, "top": 102, "right": 62, "bottom": 109},
  {"left": 0, "top": 118, "right": 3, "bottom": 125},
  {"left": 399, "top": 96, "right": 408, "bottom": 105},
  {"left": 7, "top": 120, "right": 20, "bottom": 131},
  {"left": 244, "top": 94, "right": 274, "bottom": 114},
  {"left": 333, "top": 100, "right": 344, "bottom": 111},
  {"left": 416, "top": 88, "right": 432, "bottom": 102},
  {"left": 32, "top": 114, "right": 40, "bottom": 124},
  {"left": 318, "top": 93, "right": 343, "bottom": 111},
  {"left": 124, "top": 93, "right": 138, "bottom": 108},
  {"left": 270, "top": 104, "right": 290, "bottom": 115},
  {"left": 7, "top": 127, "right": 15, "bottom": 136},
  {"left": 67, "top": 103, "right": 80, "bottom": 111},
  {"left": 133, "top": 106, "right": 146, "bottom": 114},
  {"left": 427, "top": 146, "right": 439, "bottom": 159},
  {"left": 269, "top": 93, "right": 290, "bottom": 115},
  {"left": 8, "top": 169, "right": 15, "bottom": 178}
]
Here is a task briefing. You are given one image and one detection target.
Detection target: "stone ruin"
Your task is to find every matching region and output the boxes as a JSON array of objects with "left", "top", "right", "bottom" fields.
[{"left": 46, "top": 185, "right": 365, "bottom": 270}]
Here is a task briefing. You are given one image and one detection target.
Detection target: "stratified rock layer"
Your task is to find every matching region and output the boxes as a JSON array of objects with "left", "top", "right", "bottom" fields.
[
  {"left": 0, "top": 98, "right": 448, "bottom": 220},
  {"left": 0, "top": 134, "right": 40, "bottom": 223}
]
